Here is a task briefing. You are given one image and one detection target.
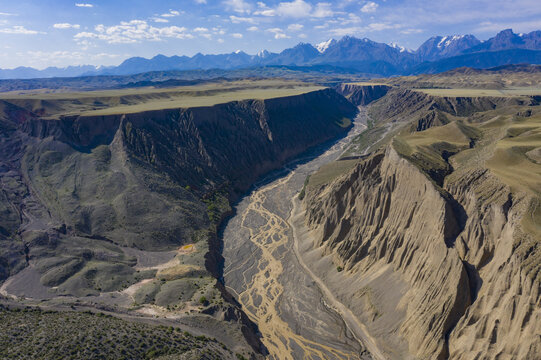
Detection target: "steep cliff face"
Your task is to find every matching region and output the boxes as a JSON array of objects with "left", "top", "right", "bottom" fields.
[
  {"left": 304, "top": 148, "right": 470, "bottom": 359},
  {"left": 0, "top": 88, "right": 355, "bottom": 355},
  {"left": 302, "top": 91, "right": 541, "bottom": 359},
  {"left": 335, "top": 83, "right": 390, "bottom": 106},
  {"left": 367, "top": 88, "right": 535, "bottom": 129},
  {"left": 445, "top": 169, "right": 541, "bottom": 359},
  {"left": 11, "top": 89, "right": 355, "bottom": 249}
]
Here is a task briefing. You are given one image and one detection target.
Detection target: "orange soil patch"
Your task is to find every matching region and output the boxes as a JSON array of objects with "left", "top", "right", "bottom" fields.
[{"left": 178, "top": 244, "right": 196, "bottom": 254}]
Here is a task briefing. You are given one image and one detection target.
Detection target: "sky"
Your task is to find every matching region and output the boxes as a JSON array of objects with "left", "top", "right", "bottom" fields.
[{"left": 1, "top": 0, "right": 541, "bottom": 69}]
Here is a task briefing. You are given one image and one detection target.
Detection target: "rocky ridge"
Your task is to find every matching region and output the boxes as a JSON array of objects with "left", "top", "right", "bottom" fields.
[
  {"left": 301, "top": 85, "right": 541, "bottom": 359},
  {"left": 0, "top": 86, "right": 356, "bottom": 356}
]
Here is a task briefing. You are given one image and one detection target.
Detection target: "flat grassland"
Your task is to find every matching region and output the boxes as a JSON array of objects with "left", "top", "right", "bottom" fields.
[
  {"left": 344, "top": 82, "right": 389, "bottom": 86},
  {"left": 0, "top": 79, "right": 325, "bottom": 117},
  {"left": 414, "top": 87, "right": 541, "bottom": 97}
]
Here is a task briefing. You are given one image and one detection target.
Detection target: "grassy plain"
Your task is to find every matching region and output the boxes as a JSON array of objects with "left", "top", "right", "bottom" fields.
[
  {"left": 0, "top": 79, "right": 325, "bottom": 117},
  {"left": 415, "top": 87, "right": 541, "bottom": 97}
]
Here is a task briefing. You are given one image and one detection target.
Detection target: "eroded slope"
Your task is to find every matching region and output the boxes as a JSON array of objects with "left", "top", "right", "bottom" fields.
[
  {"left": 0, "top": 83, "right": 356, "bottom": 357},
  {"left": 301, "top": 86, "right": 541, "bottom": 359}
]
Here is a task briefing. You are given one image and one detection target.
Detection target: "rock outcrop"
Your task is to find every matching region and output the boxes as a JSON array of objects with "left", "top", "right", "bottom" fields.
[
  {"left": 335, "top": 83, "right": 390, "bottom": 106},
  {"left": 302, "top": 89, "right": 541, "bottom": 359},
  {"left": 304, "top": 148, "right": 470, "bottom": 359},
  {"left": 0, "top": 87, "right": 356, "bottom": 356}
]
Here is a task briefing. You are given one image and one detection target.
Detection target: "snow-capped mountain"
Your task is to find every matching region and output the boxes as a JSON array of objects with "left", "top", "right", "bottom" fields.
[
  {"left": 256, "top": 50, "right": 271, "bottom": 58},
  {"left": 1, "top": 29, "right": 541, "bottom": 79},
  {"left": 416, "top": 34, "right": 481, "bottom": 61},
  {"left": 389, "top": 42, "right": 413, "bottom": 53},
  {"left": 463, "top": 29, "right": 541, "bottom": 53},
  {"left": 315, "top": 39, "right": 337, "bottom": 53}
]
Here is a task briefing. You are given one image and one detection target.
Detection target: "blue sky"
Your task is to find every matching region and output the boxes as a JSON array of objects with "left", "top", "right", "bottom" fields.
[{"left": 1, "top": 0, "right": 541, "bottom": 69}]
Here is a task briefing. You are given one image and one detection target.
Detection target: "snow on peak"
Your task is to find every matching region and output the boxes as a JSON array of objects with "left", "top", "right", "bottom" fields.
[
  {"left": 315, "top": 39, "right": 336, "bottom": 53},
  {"left": 437, "top": 34, "right": 466, "bottom": 48},
  {"left": 257, "top": 49, "right": 270, "bottom": 58},
  {"left": 389, "top": 42, "right": 412, "bottom": 53}
]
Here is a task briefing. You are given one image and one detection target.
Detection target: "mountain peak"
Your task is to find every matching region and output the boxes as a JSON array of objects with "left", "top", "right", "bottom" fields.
[
  {"left": 256, "top": 49, "right": 270, "bottom": 58},
  {"left": 416, "top": 33, "right": 480, "bottom": 61},
  {"left": 316, "top": 39, "right": 336, "bottom": 53},
  {"left": 389, "top": 42, "right": 412, "bottom": 53}
]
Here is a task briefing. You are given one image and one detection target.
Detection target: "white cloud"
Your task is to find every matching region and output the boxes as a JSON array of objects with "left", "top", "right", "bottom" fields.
[
  {"left": 475, "top": 19, "right": 541, "bottom": 32},
  {"left": 276, "top": 0, "right": 312, "bottom": 17},
  {"left": 195, "top": 0, "right": 207, "bottom": 3},
  {"left": 74, "top": 20, "right": 194, "bottom": 44},
  {"left": 254, "top": 0, "right": 334, "bottom": 18},
  {"left": 153, "top": 18, "right": 169, "bottom": 23},
  {"left": 200, "top": 33, "right": 212, "bottom": 39},
  {"left": 230, "top": 15, "right": 256, "bottom": 24},
  {"left": 232, "top": 32, "right": 243, "bottom": 38},
  {"left": 217, "top": 38, "right": 224, "bottom": 43},
  {"left": 224, "top": 0, "right": 253, "bottom": 14},
  {"left": 361, "top": 1, "right": 378, "bottom": 13},
  {"left": 0, "top": 25, "right": 44, "bottom": 35},
  {"left": 313, "top": 3, "right": 334, "bottom": 18},
  {"left": 287, "top": 23, "right": 304, "bottom": 31},
  {"left": 366, "top": 22, "right": 399, "bottom": 31},
  {"left": 0, "top": 12, "right": 16, "bottom": 16},
  {"left": 267, "top": 27, "right": 290, "bottom": 39},
  {"left": 247, "top": 26, "right": 258, "bottom": 31},
  {"left": 329, "top": 26, "right": 362, "bottom": 36},
  {"left": 328, "top": 21, "right": 400, "bottom": 37},
  {"left": 75, "top": 3, "right": 93, "bottom": 8},
  {"left": 194, "top": 27, "right": 209, "bottom": 32},
  {"left": 54, "top": 23, "right": 81, "bottom": 29},
  {"left": 400, "top": 28, "right": 424, "bottom": 35},
  {"left": 161, "top": 10, "right": 181, "bottom": 17}
]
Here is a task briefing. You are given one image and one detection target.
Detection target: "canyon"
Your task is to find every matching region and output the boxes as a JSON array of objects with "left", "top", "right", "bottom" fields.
[{"left": 0, "top": 68, "right": 540, "bottom": 359}]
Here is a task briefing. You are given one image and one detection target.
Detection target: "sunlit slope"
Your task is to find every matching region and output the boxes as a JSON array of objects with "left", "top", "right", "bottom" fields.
[
  {"left": 302, "top": 74, "right": 541, "bottom": 360},
  {"left": 0, "top": 79, "right": 325, "bottom": 118}
]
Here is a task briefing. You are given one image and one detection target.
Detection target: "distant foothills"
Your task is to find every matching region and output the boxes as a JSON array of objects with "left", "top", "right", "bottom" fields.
[{"left": 1, "top": 29, "right": 541, "bottom": 80}]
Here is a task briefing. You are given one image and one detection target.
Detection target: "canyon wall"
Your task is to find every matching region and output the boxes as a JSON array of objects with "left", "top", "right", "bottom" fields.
[
  {"left": 302, "top": 91, "right": 541, "bottom": 359},
  {"left": 335, "top": 83, "right": 391, "bottom": 106}
]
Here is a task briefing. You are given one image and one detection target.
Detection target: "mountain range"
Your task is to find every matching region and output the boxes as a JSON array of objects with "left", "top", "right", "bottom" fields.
[{"left": 1, "top": 29, "right": 541, "bottom": 79}]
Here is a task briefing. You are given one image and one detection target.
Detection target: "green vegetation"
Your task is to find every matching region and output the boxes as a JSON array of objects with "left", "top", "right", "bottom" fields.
[
  {"left": 414, "top": 88, "right": 541, "bottom": 97},
  {"left": 335, "top": 117, "right": 352, "bottom": 128},
  {"left": 298, "top": 175, "right": 311, "bottom": 200},
  {"left": 336, "top": 266, "right": 344, "bottom": 272},
  {"left": 307, "top": 160, "right": 358, "bottom": 189},
  {"left": 0, "top": 306, "right": 228, "bottom": 359},
  {"left": 203, "top": 190, "right": 232, "bottom": 225},
  {"left": 343, "top": 126, "right": 387, "bottom": 157}
]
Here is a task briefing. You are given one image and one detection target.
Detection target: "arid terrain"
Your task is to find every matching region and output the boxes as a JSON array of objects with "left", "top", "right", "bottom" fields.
[
  {"left": 222, "top": 66, "right": 541, "bottom": 359},
  {"left": 0, "top": 79, "right": 356, "bottom": 359},
  {"left": 0, "top": 67, "right": 540, "bottom": 359}
]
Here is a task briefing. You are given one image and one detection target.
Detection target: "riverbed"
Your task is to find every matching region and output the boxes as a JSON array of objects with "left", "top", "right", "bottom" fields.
[{"left": 222, "top": 108, "right": 374, "bottom": 360}]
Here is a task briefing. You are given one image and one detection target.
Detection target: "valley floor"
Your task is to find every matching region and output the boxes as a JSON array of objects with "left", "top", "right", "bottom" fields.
[{"left": 222, "top": 109, "right": 377, "bottom": 360}]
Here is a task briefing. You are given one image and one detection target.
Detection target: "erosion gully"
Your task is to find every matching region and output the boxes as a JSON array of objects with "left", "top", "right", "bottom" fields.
[{"left": 222, "top": 108, "right": 377, "bottom": 360}]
